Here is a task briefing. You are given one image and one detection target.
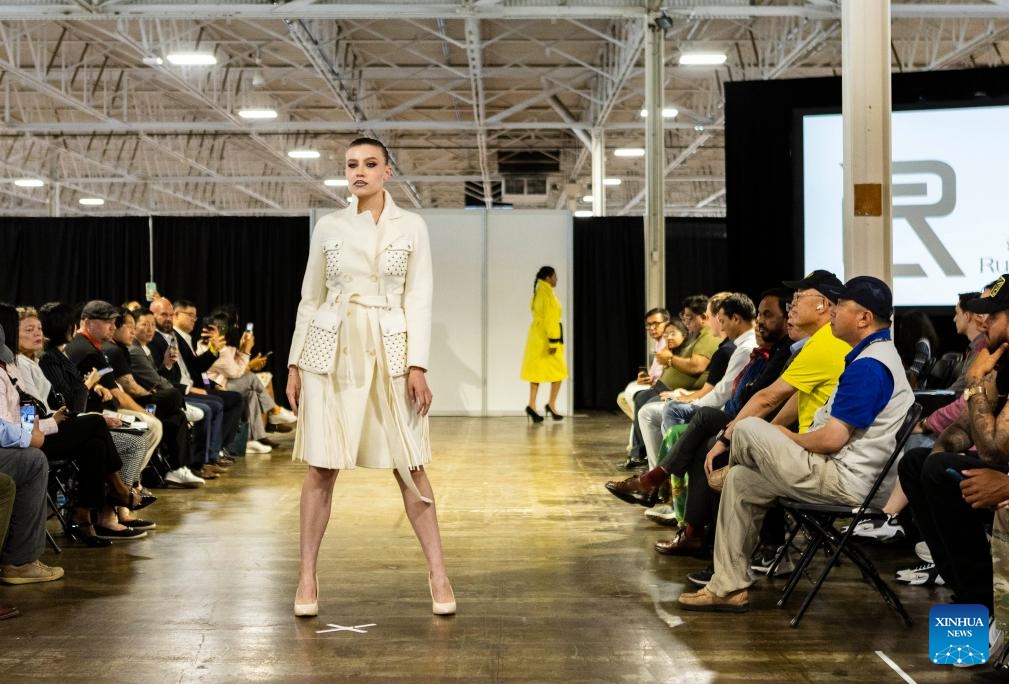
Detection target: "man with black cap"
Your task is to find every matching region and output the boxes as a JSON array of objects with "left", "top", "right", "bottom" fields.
[
  {"left": 899, "top": 275, "right": 1009, "bottom": 622},
  {"left": 678, "top": 275, "right": 914, "bottom": 612}
]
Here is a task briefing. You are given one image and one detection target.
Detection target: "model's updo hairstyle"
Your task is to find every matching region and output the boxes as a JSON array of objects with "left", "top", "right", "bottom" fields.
[{"left": 348, "top": 137, "right": 391, "bottom": 164}]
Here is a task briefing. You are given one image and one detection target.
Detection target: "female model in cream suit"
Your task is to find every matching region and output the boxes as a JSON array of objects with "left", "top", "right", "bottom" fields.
[{"left": 287, "top": 138, "right": 454, "bottom": 617}]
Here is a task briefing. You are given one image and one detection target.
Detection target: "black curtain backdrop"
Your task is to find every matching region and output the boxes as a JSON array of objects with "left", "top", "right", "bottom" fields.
[
  {"left": 573, "top": 216, "right": 726, "bottom": 410},
  {"left": 724, "top": 65, "right": 1009, "bottom": 292},
  {"left": 2, "top": 215, "right": 310, "bottom": 403}
]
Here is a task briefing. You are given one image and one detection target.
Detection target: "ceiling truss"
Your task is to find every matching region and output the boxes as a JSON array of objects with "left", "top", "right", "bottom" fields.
[{"left": 0, "top": 0, "right": 1005, "bottom": 217}]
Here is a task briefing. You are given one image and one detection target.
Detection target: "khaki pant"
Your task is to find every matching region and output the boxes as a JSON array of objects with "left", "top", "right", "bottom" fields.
[{"left": 706, "top": 417, "right": 860, "bottom": 596}]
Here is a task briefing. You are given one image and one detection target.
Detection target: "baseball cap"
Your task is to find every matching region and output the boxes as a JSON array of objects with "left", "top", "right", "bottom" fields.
[
  {"left": 831, "top": 275, "right": 893, "bottom": 321},
  {"left": 782, "top": 269, "right": 843, "bottom": 302},
  {"left": 965, "top": 274, "right": 1009, "bottom": 314},
  {"left": 81, "top": 300, "right": 119, "bottom": 320}
]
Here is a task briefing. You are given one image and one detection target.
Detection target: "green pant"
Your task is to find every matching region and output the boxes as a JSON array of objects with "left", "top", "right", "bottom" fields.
[{"left": 657, "top": 424, "right": 689, "bottom": 519}]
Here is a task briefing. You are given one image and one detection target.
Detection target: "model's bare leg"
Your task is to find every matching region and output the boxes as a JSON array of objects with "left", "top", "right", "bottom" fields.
[
  {"left": 296, "top": 465, "right": 340, "bottom": 604},
  {"left": 527, "top": 382, "right": 539, "bottom": 411},
  {"left": 394, "top": 468, "right": 453, "bottom": 604},
  {"left": 547, "top": 381, "right": 562, "bottom": 412}
]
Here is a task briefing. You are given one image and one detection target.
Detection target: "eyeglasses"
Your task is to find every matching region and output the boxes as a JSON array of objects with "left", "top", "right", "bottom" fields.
[
  {"left": 176, "top": 310, "right": 197, "bottom": 319},
  {"left": 680, "top": 313, "right": 696, "bottom": 323},
  {"left": 785, "top": 293, "right": 825, "bottom": 312},
  {"left": 645, "top": 320, "right": 665, "bottom": 328}
]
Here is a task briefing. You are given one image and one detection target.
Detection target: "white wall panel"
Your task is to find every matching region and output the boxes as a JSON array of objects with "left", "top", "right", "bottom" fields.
[{"left": 485, "top": 210, "right": 573, "bottom": 415}]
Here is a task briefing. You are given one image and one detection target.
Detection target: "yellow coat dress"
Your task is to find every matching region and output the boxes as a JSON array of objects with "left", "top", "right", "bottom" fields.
[{"left": 520, "top": 280, "right": 569, "bottom": 383}]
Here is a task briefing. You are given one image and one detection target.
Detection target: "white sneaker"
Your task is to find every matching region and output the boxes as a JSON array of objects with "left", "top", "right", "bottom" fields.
[
  {"left": 915, "top": 541, "right": 933, "bottom": 564},
  {"left": 246, "top": 440, "right": 273, "bottom": 454},
  {"left": 165, "top": 466, "right": 205, "bottom": 488},
  {"left": 183, "top": 404, "right": 205, "bottom": 422},
  {"left": 850, "top": 516, "right": 905, "bottom": 542},
  {"left": 644, "top": 505, "right": 679, "bottom": 527},
  {"left": 895, "top": 562, "right": 944, "bottom": 586},
  {"left": 268, "top": 407, "right": 298, "bottom": 425}
]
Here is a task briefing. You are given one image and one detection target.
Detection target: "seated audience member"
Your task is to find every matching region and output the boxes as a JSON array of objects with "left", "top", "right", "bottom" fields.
[
  {"left": 64, "top": 301, "right": 164, "bottom": 471},
  {"left": 899, "top": 278, "right": 1009, "bottom": 614},
  {"left": 678, "top": 276, "right": 913, "bottom": 612},
  {"left": 617, "top": 308, "right": 671, "bottom": 420},
  {"left": 852, "top": 289, "right": 987, "bottom": 547},
  {"left": 3, "top": 305, "right": 152, "bottom": 543},
  {"left": 148, "top": 297, "right": 236, "bottom": 479},
  {"left": 199, "top": 311, "right": 296, "bottom": 454},
  {"left": 896, "top": 310, "right": 939, "bottom": 389},
  {"left": 127, "top": 308, "right": 204, "bottom": 488},
  {"left": 606, "top": 271, "right": 849, "bottom": 517},
  {"left": 624, "top": 295, "right": 723, "bottom": 469},
  {"left": 0, "top": 364, "right": 64, "bottom": 586},
  {"left": 637, "top": 293, "right": 758, "bottom": 467},
  {"left": 619, "top": 320, "right": 688, "bottom": 469},
  {"left": 606, "top": 289, "right": 795, "bottom": 538},
  {"left": 0, "top": 471, "right": 19, "bottom": 618}
]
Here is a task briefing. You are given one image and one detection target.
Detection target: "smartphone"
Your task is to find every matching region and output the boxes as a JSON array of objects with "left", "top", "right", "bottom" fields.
[
  {"left": 144, "top": 281, "right": 158, "bottom": 302},
  {"left": 20, "top": 403, "right": 35, "bottom": 432},
  {"left": 145, "top": 403, "right": 157, "bottom": 416},
  {"left": 263, "top": 350, "right": 273, "bottom": 359},
  {"left": 168, "top": 337, "right": 176, "bottom": 349},
  {"left": 638, "top": 365, "right": 648, "bottom": 373},
  {"left": 246, "top": 322, "right": 254, "bottom": 333},
  {"left": 96, "top": 366, "right": 114, "bottom": 377},
  {"left": 945, "top": 467, "right": 966, "bottom": 482}
]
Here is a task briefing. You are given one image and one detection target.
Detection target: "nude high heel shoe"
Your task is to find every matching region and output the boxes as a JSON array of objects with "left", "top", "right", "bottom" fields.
[
  {"left": 294, "top": 575, "right": 319, "bottom": 617},
  {"left": 429, "top": 574, "right": 456, "bottom": 616}
]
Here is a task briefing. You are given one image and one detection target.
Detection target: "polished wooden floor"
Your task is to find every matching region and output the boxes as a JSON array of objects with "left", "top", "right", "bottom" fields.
[{"left": 0, "top": 413, "right": 970, "bottom": 682}]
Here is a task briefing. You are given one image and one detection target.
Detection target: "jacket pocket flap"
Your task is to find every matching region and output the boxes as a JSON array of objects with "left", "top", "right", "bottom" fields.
[
  {"left": 311, "top": 308, "right": 342, "bottom": 333},
  {"left": 379, "top": 309, "right": 407, "bottom": 335},
  {"left": 384, "top": 238, "right": 413, "bottom": 252}
]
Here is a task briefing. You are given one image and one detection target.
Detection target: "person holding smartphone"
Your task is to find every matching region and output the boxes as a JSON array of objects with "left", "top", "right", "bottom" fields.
[{"left": 199, "top": 312, "right": 296, "bottom": 453}]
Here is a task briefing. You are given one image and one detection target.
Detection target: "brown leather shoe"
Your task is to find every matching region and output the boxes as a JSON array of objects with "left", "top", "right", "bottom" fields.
[
  {"left": 678, "top": 586, "right": 749, "bottom": 613},
  {"left": 191, "top": 466, "right": 219, "bottom": 480},
  {"left": 203, "top": 463, "right": 227, "bottom": 474},
  {"left": 0, "top": 604, "right": 19, "bottom": 620},
  {"left": 655, "top": 528, "right": 705, "bottom": 555},
  {"left": 266, "top": 423, "right": 293, "bottom": 433},
  {"left": 604, "top": 476, "right": 660, "bottom": 508}
]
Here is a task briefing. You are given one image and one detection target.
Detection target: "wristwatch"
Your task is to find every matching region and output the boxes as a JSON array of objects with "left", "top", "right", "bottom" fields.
[
  {"left": 715, "top": 428, "right": 731, "bottom": 447},
  {"left": 963, "top": 384, "right": 985, "bottom": 402}
]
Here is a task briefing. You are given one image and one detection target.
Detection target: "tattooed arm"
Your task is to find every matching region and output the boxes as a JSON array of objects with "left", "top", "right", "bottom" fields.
[{"left": 961, "top": 343, "right": 1009, "bottom": 465}]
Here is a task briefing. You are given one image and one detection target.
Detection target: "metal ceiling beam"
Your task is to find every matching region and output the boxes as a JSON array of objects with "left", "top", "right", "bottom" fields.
[
  {"left": 464, "top": 18, "right": 493, "bottom": 209},
  {"left": 1, "top": 3, "right": 1007, "bottom": 20}
]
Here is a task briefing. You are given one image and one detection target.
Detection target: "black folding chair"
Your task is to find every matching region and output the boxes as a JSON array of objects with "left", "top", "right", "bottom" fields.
[
  {"left": 773, "top": 402, "right": 923, "bottom": 628},
  {"left": 45, "top": 458, "right": 78, "bottom": 554}
]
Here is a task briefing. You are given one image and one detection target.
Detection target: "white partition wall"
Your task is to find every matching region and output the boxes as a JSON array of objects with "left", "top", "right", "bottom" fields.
[
  {"left": 310, "top": 207, "right": 572, "bottom": 415},
  {"left": 484, "top": 210, "right": 573, "bottom": 415},
  {"left": 422, "top": 210, "right": 486, "bottom": 415}
]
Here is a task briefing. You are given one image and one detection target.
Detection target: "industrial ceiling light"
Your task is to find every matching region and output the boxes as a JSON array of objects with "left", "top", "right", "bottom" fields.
[
  {"left": 323, "top": 178, "right": 349, "bottom": 187},
  {"left": 288, "top": 149, "right": 320, "bottom": 159},
  {"left": 614, "top": 147, "right": 645, "bottom": 157},
  {"left": 679, "top": 52, "right": 727, "bottom": 66},
  {"left": 581, "top": 195, "right": 593, "bottom": 203},
  {"left": 13, "top": 179, "right": 44, "bottom": 188},
  {"left": 141, "top": 56, "right": 164, "bottom": 66},
  {"left": 603, "top": 178, "right": 622, "bottom": 186},
  {"left": 78, "top": 197, "right": 105, "bottom": 206},
  {"left": 639, "top": 108, "right": 679, "bottom": 118},
  {"left": 238, "top": 108, "right": 278, "bottom": 120},
  {"left": 574, "top": 210, "right": 593, "bottom": 218},
  {"left": 166, "top": 52, "right": 218, "bottom": 66}
]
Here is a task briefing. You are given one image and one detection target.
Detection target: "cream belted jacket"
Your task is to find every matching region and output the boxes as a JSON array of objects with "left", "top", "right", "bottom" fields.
[{"left": 288, "top": 192, "right": 433, "bottom": 373}]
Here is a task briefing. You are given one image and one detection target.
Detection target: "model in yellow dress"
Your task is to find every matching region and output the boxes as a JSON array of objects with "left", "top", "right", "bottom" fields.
[{"left": 520, "top": 266, "right": 568, "bottom": 421}]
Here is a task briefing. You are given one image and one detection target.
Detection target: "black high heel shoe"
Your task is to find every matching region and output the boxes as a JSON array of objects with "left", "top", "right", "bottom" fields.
[
  {"left": 66, "top": 522, "right": 113, "bottom": 548},
  {"left": 544, "top": 404, "right": 564, "bottom": 421},
  {"left": 525, "top": 406, "right": 544, "bottom": 423}
]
